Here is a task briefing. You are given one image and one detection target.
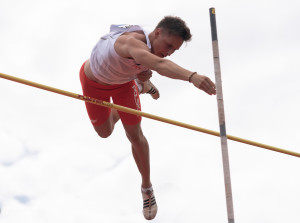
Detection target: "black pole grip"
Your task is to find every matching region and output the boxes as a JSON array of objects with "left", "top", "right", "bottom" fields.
[{"left": 209, "top": 7, "right": 218, "bottom": 41}]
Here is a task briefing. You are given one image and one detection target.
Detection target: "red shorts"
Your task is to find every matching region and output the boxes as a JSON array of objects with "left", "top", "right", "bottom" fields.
[{"left": 79, "top": 62, "right": 142, "bottom": 126}]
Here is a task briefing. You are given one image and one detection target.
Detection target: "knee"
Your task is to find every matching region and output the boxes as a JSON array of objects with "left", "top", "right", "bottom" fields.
[
  {"left": 94, "top": 126, "right": 113, "bottom": 138},
  {"left": 97, "top": 131, "right": 112, "bottom": 138}
]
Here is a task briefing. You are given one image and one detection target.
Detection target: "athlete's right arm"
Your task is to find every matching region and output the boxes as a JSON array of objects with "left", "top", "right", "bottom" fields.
[{"left": 115, "top": 35, "right": 216, "bottom": 95}]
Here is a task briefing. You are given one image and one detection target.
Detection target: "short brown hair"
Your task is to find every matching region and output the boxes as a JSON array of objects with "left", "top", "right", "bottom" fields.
[{"left": 155, "top": 16, "right": 192, "bottom": 41}]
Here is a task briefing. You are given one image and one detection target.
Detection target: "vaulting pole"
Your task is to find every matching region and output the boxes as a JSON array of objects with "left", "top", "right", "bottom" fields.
[
  {"left": 0, "top": 72, "right": 300, "bottom": 158},
  {"left": 209, "top": 7, "right": 235, "bottom": 223}
]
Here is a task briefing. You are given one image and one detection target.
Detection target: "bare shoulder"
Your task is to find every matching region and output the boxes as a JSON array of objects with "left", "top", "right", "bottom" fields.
[
  {"left": 115, "top": 31, "right": 150, "bottom": 58},
  {"left": 120, "top": 30, "right": 147, "bottom": 44}
]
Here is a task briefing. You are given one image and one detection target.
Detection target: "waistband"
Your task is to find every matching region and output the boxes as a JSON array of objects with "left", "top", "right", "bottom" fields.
[{"left": 80, "top": 61, "right": 133, "bottom": 90}]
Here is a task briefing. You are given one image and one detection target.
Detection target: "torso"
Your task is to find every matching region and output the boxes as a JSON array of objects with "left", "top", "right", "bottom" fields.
[
  {"left": 86, "top": 29, "right": 149, "bottom": 85},
  {"left": 84, "top": 59, "right": 107, "bottom": 84}
]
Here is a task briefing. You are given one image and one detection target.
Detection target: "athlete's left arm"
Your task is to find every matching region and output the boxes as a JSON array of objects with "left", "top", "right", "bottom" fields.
[
  {"left": 115, "top": 35, "right": 192, "bottom": 80},
  {"left": 115, "top": 35, "right": 216, "bottom": 95}
]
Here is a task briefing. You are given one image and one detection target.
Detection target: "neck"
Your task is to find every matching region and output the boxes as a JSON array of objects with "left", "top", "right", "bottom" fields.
[
  {"left": 148, "top": 31, "right": 155, "bottom": 54},
  {"left": 148, "top": 31, "right": 155, "bottom": 46}
]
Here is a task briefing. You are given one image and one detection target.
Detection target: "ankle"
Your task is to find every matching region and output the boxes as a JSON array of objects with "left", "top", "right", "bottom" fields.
[
  {"left": 135, "top": 79, "right": 143, "bottom": 93},
  {"left": 141, "top": 184, "right": 153, "bottom": 192},
  {"left": 142, "top": 187, "right": 153, "bottom": 193}
]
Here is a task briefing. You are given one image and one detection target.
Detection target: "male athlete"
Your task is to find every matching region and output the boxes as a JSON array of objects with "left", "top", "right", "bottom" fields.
[{"left": 80, "top": 16, "right": 216, "bottom": 220}]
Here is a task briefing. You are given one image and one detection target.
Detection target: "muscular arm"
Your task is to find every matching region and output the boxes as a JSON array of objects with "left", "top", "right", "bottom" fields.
[
  {"left": 115, "top": 34, "right": 216, "bottom": 95},
  {"left": 116, "top": 35, "right": 191, "bottom": 80}
]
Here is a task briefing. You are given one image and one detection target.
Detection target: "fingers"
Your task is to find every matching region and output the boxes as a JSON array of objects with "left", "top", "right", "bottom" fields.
[
  {"left": 197, "top": 78, "right": 216, "bottom": 95},
  {"left": 137, "top": 70, "right": 152, "bottom": 82},
  {"left": 200, "top": 84, "right": 213, "bottom": 95},
  {"left": 203, "top": 79, "right": 216, "bottom": 95},
  {"left": 190, "top": 74, "right": 216, "bottom": 95},
  {"left": 140, "top": 70, "right": 152, "bottom": 76},
  {"left": 146, "top": 70, "right": 153, "bottom": 75}
]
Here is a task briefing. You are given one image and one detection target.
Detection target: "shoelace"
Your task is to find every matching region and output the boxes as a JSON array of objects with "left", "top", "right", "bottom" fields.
[
  {"left": 147, "top": 87, "right": 157, "bottom": 95},
  {"left": 143, "top": 190, "right": 156, "bottom": 209}
]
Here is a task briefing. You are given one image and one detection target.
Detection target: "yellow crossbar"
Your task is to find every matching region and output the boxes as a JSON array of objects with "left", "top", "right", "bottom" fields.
[{"left": 1, "top": 72, "right": 299, "bottom": 158}]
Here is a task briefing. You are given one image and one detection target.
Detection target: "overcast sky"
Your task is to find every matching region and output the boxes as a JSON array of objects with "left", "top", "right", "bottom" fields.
[{"left": 1, "top": 0, "right": 300, "bottom": 222}]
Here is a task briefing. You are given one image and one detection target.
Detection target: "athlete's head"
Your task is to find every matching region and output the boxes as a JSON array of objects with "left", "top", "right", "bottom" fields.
[
  {"left": 151, "top": 16, "right": 192, "bottom": 58},
  {"left": 156, "top": 16, "right": 192, "bottom": 42}
]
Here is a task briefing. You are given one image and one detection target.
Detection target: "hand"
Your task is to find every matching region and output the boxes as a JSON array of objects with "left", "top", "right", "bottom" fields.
[
  {"left": 137, "top": 70, "right": 152, "bottom": 82},
  {"left": 190, "top": 73, "right": 216, "bottom": 95}
]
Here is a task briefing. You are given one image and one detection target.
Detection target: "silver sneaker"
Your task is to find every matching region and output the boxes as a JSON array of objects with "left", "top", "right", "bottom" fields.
[
  {"left": 142, "top": 188, "right": 158, "bottom": 220},
  {"left": 136, "top": 79, "right": 160, "bottom": 100}
]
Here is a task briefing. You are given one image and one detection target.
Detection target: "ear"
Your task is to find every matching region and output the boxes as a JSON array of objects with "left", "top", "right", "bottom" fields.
[{"left": 154, "top": 28, "right": 162, "bottom": 38}]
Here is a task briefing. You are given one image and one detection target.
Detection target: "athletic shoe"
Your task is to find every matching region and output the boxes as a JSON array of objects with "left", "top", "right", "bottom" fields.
[
  {"left": 142, "top": 187, "right": 158, "bottom": 220},
  {"left": 136, "top": 79, "right": 160, "bottom": 100}
]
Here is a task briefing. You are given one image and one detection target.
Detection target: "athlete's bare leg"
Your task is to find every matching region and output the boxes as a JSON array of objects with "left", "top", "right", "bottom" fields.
[
  {"left": 94, "top": 114, "right": 151, "bottom": 187},
  {"left": 93, "top": 109, "right": 120, "bottom": 138},
  {"left": 93, "top": 111, "right": 154, "bottom": 218},
  {"left": 122, "top": 122, "right": 152, "bottom": 188}
]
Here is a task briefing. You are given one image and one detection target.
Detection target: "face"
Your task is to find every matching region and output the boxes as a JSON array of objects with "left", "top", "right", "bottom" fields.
[{"left": 151, "top": 28, "right": 184, "bottom": 58}]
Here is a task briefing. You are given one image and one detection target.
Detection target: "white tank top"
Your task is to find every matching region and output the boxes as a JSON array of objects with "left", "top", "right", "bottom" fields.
[{"left": 89, "top": 24, "right": 152, "bottom": 85}]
